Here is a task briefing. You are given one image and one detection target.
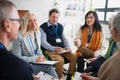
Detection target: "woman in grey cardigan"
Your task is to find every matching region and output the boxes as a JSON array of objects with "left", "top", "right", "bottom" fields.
[{"left": 12, "top": 12, "right": 58, "bottom": 78}]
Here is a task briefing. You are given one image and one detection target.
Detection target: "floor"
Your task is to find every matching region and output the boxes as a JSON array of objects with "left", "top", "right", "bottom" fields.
[
  {"left": 63, "top": 63, "right": 77, "bottom": 80},
  {"left": 63, "top": 63, "right": 88, "bottom": 80}
]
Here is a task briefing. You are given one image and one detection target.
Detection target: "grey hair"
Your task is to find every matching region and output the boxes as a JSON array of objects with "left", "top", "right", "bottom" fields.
[
  {"left": 0, "top": 0, "right": 16, "bottom": 27},
  {"left": 112, "top": 12, "right": 120, "bottom": 35}
]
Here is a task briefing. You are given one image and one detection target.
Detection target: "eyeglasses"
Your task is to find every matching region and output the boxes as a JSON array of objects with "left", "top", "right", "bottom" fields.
[{"left": 9, "top": 18, "right": 23, "bottom": 24}]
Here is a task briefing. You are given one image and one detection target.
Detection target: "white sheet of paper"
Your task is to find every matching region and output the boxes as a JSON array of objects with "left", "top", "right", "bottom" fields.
[
  {"left": 58, "top": 50, "right": 70, "bottom": 54},
  {"left": 37, "top": 71, "right": 59, "bottom": 80},
  {"left": 84, "top": 59, "right": 91, "bottom": 63},
  {"left": 74, "top": 72, "right": 82, "bottom": 80}
]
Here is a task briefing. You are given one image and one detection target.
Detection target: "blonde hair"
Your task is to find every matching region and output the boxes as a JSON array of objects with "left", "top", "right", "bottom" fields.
[{"left": 20, "top": 12, "right": 39, "bottom": 36}]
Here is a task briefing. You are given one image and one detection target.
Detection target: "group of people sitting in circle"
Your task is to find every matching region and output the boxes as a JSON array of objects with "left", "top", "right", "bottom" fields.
[{"left": 1, "top": 0, "right": 120, "bottom": 80}]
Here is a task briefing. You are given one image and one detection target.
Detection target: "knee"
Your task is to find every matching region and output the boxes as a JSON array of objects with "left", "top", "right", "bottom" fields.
[
  {"left": 74, "top": 54, "right": 77, "bottom": 60},
  {"left": 57, "top": 57, "right": 64, "bottom": 65},
  {"left": 71, "top": 54, "right": 77, "bottom": 61}
]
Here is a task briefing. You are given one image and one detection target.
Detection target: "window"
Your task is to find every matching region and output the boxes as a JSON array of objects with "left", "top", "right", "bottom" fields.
[{"left": 92, "top": 0, "right": 120, "bottom": 23}]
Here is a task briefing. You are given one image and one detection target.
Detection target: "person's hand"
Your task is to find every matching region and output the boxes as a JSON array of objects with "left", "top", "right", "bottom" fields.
[
  {"left": 54, "top": 47, "right": 62, "bottom": 54},
  {"left": 33, "top": 74, "right": 40, "bottom": 80},
  {"left": 41, "top": 56, "right": 46, "bottom": 61},
  {"left": 81, "top": 73, "right": 98, "bottom": 80},
  {"left": 36, "top": 56, "right": 46, "bottom": 62},
  {"left": 74, "top": 38, "right": 81, "bottom": 47},
  {"left": 66, "top": 48, "right": 71, "bottom": 53}
]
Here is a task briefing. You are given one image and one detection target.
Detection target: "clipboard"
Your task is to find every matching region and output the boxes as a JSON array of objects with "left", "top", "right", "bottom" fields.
[
  {"left": 37, "top": 71, "right": 59, "bottom": 80},
  {"left": 58, "top": 48, "right": 70, "bottom": 54},
  {"left": 32, "top": 60, "right": 59, "bottom": 65}
]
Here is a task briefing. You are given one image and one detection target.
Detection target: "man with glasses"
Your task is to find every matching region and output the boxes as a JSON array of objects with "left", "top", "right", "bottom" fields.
[{"left": 0, "top": 0, "right": 37, "bottom": 80}]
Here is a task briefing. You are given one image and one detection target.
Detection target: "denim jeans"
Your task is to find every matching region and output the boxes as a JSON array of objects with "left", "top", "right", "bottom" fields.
[{"left": 30, "top": 64, "right": 58, "bottom": 78}]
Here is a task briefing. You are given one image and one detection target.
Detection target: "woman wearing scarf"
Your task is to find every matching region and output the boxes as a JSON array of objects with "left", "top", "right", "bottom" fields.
[{"left": 74, "top": 11, "right": 107, "bottom": 73}]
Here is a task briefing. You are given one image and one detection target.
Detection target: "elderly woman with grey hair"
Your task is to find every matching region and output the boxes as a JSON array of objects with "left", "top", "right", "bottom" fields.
[{"left": 81, "top": 12, "right": 120, "bottom": 80}]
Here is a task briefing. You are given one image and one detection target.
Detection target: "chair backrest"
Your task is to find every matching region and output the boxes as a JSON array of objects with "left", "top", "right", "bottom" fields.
[{"left": 41, "top": 47, "right": 50, "bottom": 60}]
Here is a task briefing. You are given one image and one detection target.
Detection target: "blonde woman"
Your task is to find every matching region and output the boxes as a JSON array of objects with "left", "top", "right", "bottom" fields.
[{"left": 12, "top": 12, "right": 58, "bottom": 78}]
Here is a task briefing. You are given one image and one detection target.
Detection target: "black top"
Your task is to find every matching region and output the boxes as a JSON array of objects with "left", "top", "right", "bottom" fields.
[{"left": 0, "top": 43, "right": 33, "bottom": 80}]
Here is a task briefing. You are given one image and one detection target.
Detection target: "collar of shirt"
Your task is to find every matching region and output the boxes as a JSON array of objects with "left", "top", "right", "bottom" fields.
[
  {"left": 0, "top": 43, "right": 4, "bottom": 49},
  {"left": 47, "top": 21, "right": 58, "bottom": 27}
]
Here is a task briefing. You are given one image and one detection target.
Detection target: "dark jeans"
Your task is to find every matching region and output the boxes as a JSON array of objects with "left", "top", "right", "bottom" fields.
[
  {"left": 84, "top": 57, "right": 106, "bottom": 77},
  {"left": 77, "top": 57, "right": 85, "bottom": 73},
  {"left": 84, "top": 66, "right": 98, "bottom": 77},
  {"left": 77, "top": 57, "right": 98, "bottom": 77}
]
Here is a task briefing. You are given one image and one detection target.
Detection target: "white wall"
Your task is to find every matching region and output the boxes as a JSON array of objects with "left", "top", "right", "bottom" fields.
[
  {"left": 9, "top": 0, "right": 76, "bottom": 25},
  {"left": 9, "top": 0, "right": 54, "bottom": 25},
  {"left": 9, "top": 0, "right": 87, "bottom": 25}
]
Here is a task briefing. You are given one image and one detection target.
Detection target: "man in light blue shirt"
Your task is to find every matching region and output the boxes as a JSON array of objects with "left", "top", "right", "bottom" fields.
[{"left": 40, "top": 8, "right": 77, "bottom": 80}]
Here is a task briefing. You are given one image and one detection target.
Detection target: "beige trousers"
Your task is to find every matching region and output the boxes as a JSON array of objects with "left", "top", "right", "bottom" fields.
[{"left": 46, "top": 51, "right": 77, "bottom": 78}]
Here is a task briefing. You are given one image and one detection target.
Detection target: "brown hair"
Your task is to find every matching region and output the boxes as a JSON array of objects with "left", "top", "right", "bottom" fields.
[{"left": 49, "top": 8, "right": 60, "bottom": 16}]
